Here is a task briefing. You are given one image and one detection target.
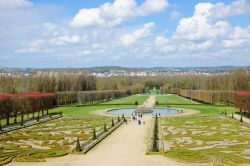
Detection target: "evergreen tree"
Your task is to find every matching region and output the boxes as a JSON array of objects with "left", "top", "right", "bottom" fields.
[
  {"left": 21, "top": 114, "right": 24, "bottom": 126},
  {"left": 240, "top": 112, "right": 243, "bottom": 122},
  {"left": 112, "top": 118, "right": 114, "bottom": 127},
  {"left": 117, "top": 115, "right": 120, "bottom": 122},
  {"left": 232, "top": 113, "right": 234, "bottom": 118},
  {"left": 75, "top": 137, "right": 82, "bottom": 152},
  {"left": 92, "top": 128, "right": 97, "bottom": 140},
  {"left": 0, "top": 119, "right": 2, "bottom": 131},
  {"left": 103, "top": 123, "right": 108, "bottom": 132},
  {"left": 225, "top": 110, "right": 227, "bottom": 116},
  {"left": 37, "top": 111, "right": 40, "bottom": 122}
]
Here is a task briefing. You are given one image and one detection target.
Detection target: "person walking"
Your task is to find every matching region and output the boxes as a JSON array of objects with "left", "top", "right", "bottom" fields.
[{"left": 138, "top": 119, "right": 141, "bottom": 125}]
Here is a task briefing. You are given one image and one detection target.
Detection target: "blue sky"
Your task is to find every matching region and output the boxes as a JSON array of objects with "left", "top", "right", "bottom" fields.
[{"left": 0, "top": 0, "right": 250, "bottom": 68}]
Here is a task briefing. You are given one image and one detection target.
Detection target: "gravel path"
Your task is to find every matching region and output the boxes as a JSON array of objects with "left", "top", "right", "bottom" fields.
[{"left": 8, "top": 96, "right": 210, "bottom": 166}]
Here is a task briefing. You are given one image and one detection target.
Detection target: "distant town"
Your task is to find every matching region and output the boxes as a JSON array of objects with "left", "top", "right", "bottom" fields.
[{"left": 0, "top": 66, "right": 246, "bottom": 77}]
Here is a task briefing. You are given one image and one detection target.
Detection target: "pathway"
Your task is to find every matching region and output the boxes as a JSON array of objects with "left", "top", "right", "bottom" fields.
[{"left": 9, "top": 96, "right": 210, "bottom": 166}]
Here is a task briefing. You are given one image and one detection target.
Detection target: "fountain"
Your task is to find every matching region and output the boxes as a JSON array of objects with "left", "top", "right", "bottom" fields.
[{"left": 134, "top": 107, "right": 153, "bottom": 114}]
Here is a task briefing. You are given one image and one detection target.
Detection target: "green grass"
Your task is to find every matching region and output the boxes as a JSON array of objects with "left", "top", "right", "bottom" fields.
[
  {"left": 156, "top": 94, "right": 199, "bottom": 105},
  {"left": 103, "top": 95, "right": 148, "bottom": 105},
  {"left": 156, "top": 94, "right": 239, "bottom": 115},
  {"left": 50, "top": 104, "right": 135, "bottom": 116},
  {"left": 148, "top": 89, "right": 161, "bottom": 94}
]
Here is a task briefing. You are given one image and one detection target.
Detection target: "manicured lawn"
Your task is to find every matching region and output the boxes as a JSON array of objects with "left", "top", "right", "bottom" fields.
[
  {"left": 50, "top": 104, "right": 135, "bottom": 116},
  {"left": 103, "top": 95, "right": 148, "bottom": 105},
  {"left": 156, "top": 94, "right": 199, "bottom": 105},
  {"left": 156, "top": 94, "right": 238, "bottom": 114}
]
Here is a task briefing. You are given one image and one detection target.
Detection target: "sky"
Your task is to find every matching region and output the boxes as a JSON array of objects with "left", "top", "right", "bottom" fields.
[{"left": 0, "top": 0, "right": 250, "bottom": 68}]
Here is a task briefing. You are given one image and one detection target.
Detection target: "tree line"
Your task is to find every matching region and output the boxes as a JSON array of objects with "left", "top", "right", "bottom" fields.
[
  {"left": 0, "top": 92, "right": 56, "bottom": 127},
  {"left": 0, "top": 68, "right": 249, "bottom": 94},
  {"left": 178, "top": 89, "right": 250, "bottom": 113},
  {"left": 56, "top": 90, "right": 130, "bottom": 105}
]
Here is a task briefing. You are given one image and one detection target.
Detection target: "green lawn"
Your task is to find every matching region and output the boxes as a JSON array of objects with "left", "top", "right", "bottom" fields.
[
  {"left": 156, "top": 94, "right": 199, "bottom": 105},
  {"left": 50, "top": 104, "right": 135, "bottom": 116},
  {"left": 156, "top": 94, "right": 239, "bottom": 115},
  {"left": 103, "top": 95, "right": 148, "bottom": 105}
]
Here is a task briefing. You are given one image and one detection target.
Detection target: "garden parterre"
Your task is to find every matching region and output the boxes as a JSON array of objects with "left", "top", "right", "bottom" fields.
[
  {"left": 161, "top": 115, "right": 250, "bottom": 165},
  {"left": 0, "top": 115, "right": 112, "bottom": 165}
]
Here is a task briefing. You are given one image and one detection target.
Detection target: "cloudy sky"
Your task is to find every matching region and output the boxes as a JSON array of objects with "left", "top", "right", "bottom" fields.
[{"left": 0, "top": 0, "right": 250, "bottom": 68}]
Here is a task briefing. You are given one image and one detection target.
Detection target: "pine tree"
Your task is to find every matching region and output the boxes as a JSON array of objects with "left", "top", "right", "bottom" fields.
[
  {"left": 0, "top": 119, "right": 2, "bottom": 131},
  {"left": 104, "top": 123, "right": 108, "bottom": 132},
  {"left": 240, "top": 112, "right": 243, "bottom": 122},
  {"left": 76, "top": 137, "right": 82, "bottom": 152},
  {"left": 92, "top": 128, "right": 97, "bottom": 140},
  {"left": 37, "top": 111, "right": 40, "bottom": 122},
  {"left": 21, "top": 114, "right": 24, "bottom": 126}
]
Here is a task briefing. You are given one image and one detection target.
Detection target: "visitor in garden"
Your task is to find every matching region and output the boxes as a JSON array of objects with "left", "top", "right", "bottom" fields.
[{"left": 138, "top": 119, "right": 141, "bottom": 125}]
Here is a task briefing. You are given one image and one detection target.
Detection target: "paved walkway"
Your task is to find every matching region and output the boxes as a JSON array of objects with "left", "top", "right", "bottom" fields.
[{"left": 9, "top": 96, "right": 210, "bottom": 166}]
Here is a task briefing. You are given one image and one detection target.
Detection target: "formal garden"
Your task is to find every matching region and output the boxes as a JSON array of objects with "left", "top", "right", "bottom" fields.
[
  {"left": 155, "top": 95, "right": 250, "bottom": 165},
  {"left": 0, "top": 91, "right": 250, "bottom": 165},
  {"left": 0, "top": 94, "right": 147, "bottom": 165}
]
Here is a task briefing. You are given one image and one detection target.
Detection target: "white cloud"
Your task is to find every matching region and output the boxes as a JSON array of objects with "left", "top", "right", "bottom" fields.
[
  {"left": 137, "top": 0, "right": 168, "bottom": 16},
  {"left": 170, "top": 11, "right": 181, "bottom": 21},
  {"left": 70, "top": 0, "right": 168, "bottom": 28},
  {"left": 15, "top": 34, "right": 81, "bottom": 54},
  {"left": 222, "top": 26, "right": 250, "bottom": 48},
  {"left": 175, "top": 0, "right": 250, "bottom": 41},
  {"left": 43, "top": 23, "right": 58, "bottom": 32},
  {"left": 120, "top": 22, "right": 155, "bottom": 46},
  {"left": 0, "top": 0, "right": 33, "bottom": 10},
  {"left": 210, "top": 0, "right": 250, "bottom": 19},
  {"left": 50, "top": 35, "right": 81, "bottom": 46}
]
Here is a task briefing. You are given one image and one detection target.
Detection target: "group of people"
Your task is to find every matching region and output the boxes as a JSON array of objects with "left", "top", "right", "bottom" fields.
[{"left": 131, "top": 113, "right": 145, "bottom": 125}]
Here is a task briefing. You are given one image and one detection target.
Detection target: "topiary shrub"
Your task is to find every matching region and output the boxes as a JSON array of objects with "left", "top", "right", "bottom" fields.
[
  {"left": 117, "top": 115, "right": 120, "bottom": 122},
  {"left": 92, "top": 128, "right": 97, "bottom": 140},
  {"left": 21, "top": 115, "right": 24, "bottom": 126},
  {"left": 240, "top": 112, "right": 243, "bottom": 122},
  {"left": 135, "top": 101, "right": 138, "bottom": 105},
  {"left": 156, "top": 101, "right": 159, "bottom": 105},
  {"left": 103, "top": 123, "right": 107, "bottom": 132},
  {"left": 0, "top": 119, "right": 2, "bottom": 131},
  {"left": 75, "top": 137, "right": 82, "bottom": 152},
  {"left": 232, "top": 113, "right": 234, "bottom": 118},
  {"left": 37, "top": 112, "right": 40, "bottom": 122},
  {"left": 111, "top": 119, "right": 114, "bottom": 127}
]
